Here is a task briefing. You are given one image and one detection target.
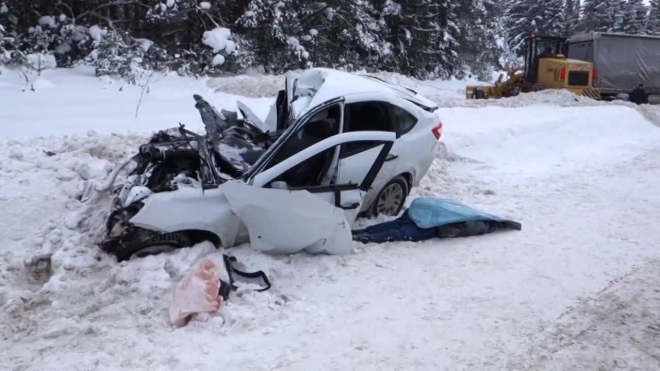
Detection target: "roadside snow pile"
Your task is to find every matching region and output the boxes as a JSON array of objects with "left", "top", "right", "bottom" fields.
[
  {"left": 0, "top": 65, "right": 273, "bottom": 139},
  {"left": 207, "top": 73, "right": 284, "bottom": 97},
  {"left": 448, "top": 89, "right": 603, "bottom": 108},
  {"left": 0, "top": 132, "right": 291, "bottom": 369},
  {"left": 206, "top": 70, "right": 496, "bottom": 99}
]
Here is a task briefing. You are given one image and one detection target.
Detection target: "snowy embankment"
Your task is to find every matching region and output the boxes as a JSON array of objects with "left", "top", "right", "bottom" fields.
[{"left": 1, "top": 67, "right": 660, "bottom": 370}]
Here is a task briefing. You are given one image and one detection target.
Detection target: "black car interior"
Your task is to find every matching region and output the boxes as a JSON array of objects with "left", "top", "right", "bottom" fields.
[{"left": 267, "top": 105, "right": 341, "bottom": 188}]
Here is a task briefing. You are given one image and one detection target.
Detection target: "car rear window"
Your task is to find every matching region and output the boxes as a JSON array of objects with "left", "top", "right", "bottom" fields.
[
  {"left": 568, "top": 71, "right": 590, "bottom": 86},
  {"left": 390, "top": 105, "right": 418, "bottom": 136}
]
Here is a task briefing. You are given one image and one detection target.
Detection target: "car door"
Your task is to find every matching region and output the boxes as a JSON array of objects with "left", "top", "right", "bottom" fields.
[
  {"left": 223, "top": 131, "right": 393, "bottom": 254},
  {"left": 335, "top": 101, "right": 402, "bottom": 207},
  {"left": 250, "top": 131, "right": 395, "bottom": 223}
]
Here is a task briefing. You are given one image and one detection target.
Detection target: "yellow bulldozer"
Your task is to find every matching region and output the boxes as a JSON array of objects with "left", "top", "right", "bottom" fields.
[{"left": 466, "top": 34, "right": 600, "bottom": 100}]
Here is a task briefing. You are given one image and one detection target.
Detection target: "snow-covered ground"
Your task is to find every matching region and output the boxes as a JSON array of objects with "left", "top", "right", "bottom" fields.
[{"left": 1, "top": 66, "right": 660, "bottom": 371}]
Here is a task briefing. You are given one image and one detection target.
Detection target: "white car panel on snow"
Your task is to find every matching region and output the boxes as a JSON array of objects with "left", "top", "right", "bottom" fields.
[{"left": 220, "top": 181, "right": 354, "bottom": 255}]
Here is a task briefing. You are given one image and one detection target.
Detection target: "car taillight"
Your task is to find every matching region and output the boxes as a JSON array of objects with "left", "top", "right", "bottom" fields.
[
  {"left": 432, "top": 121, "right": 443, "bottom": 140},
  {"left": 560, "top": 67, "right": 566, "bottom": 80}
]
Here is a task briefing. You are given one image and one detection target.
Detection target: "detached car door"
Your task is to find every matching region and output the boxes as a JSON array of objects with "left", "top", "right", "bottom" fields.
[{"left": 223, "top": 131, "right": 395, "bottom": 255}]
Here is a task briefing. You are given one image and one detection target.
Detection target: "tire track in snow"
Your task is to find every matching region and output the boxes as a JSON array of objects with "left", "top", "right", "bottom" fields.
[{"left": 509, "top": 259, "right": 660, "bottom": 371}]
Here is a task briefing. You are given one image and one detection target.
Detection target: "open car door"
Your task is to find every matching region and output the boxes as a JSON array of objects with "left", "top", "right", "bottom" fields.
[{"left": 222, "top": 131, "right": 395, "bottom": 255}]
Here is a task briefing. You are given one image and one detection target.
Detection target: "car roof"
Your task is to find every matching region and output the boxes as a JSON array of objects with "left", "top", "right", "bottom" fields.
[{"left": 288, "top": 68, "right": 438, "bottom": 117}]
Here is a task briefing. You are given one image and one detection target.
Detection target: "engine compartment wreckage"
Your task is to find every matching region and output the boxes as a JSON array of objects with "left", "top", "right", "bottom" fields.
[{"left": 83, "top": 68, "right": 443, "bottom": 262}]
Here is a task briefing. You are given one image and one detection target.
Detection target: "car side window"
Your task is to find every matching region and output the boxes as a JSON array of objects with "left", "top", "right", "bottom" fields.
[
  {"left": 389, "top": 104, "right": 418, "bottom": 136},
  {"left": 342, "top": 101, "right": 395, "bottom": 157},
  {"left": 268, "top": 145, "right": 338, "bottom": 189},
  {"left": 267, "top": 139, "right": 387, "bottom": 190},
  {"left": 266, "top": 104, "right": 341, "bottom": 170}
]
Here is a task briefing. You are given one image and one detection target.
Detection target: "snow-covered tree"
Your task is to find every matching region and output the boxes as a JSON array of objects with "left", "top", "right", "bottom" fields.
[
  {"left": 648, "top": 0, "right": 660, "bottom": 34},
  {"left": 0, "top": 0, "right": 527, "bottom": 80},
  {"left": 504, "top": 0, "right": 565, "bottom": 54},
  {"left": 329, "top": 0, "right": 391, "bottom": 71},
  {"left": 581, "top": 0, "right": 619, "bottom": 32},
  {"left": 564, "top": 0, "right": 583, "bottom": 34},
  {"left": 94, "top": 29, "right": 144, "bottom": 84},
  {"left": 621, "top": 0, "right": 649, "bottom": 34},
  {"left": 380, "top": 0, "right": 455, "bottom": 78},
  {"left": 235, "top": 0, "right": 312, "bottom": 71},
  {"left": 451, "top": 0, "right": 507, "bottom": 78}
]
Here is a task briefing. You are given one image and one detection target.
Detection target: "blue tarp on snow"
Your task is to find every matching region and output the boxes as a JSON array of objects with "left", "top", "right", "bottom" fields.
[{"left": 407, "top": 197, "right": 515, "bottom": 229}]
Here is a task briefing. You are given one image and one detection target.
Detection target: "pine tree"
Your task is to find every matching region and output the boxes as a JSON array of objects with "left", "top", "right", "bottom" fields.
[
  {"left": 315, "top": 0, "right": 390, "bottom": 71},
  {"left": 543, "top": 0, "right": 566, "bottom": 35},
  {"left": 564, "top": 0, "right": 579, "bottom": 34},
  {"left": 621, "top": 0, "right": 648, "bottom": 34},
  {"left": 648, "top": 0, "right": 660, "bottom": 34},
  {"left": 504, "top": 0, "right": 565, "bottom": 54},
  {"left": 612, "top": 0, "right": 628, "bottom": 32},
  {"left": 581, "top": 0, "right": 619, "bottom": 32},
  {"left": 235, "top": 0, "right": 309, "bottom": 71},
  {"left": 383, "top": 0, "right": 456, "bottom": 78},
  {"left": 0, "top": 0, "right": 529, "bottom": 79},
  {"left": 451, "top": 0, "right": 507, "bottom": 78}
]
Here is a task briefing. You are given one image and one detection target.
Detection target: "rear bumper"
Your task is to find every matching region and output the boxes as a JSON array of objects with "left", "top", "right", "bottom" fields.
[
  {"left": 414, "top": 141, "right": 440, "bottom": 186},
  {"left": 567, "top": 87, "right": 601, "bottom": 100}
]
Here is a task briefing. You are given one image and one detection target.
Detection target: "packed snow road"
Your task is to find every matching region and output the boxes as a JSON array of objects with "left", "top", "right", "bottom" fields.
[{"left": 1, "top": 68, "right": 660, "bottom": 370}]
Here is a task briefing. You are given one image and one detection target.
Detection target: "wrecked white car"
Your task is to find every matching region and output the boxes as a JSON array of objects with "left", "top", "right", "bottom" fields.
[{"left": 95, "top": 68, "right": 443, "bottom": 261}]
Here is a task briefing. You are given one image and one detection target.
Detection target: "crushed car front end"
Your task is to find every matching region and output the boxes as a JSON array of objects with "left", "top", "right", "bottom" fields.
[{"left": 96, "top": 95, "right": 279, "bottom": 261}]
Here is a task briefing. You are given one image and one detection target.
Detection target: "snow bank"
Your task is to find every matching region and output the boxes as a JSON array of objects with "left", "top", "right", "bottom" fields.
[
  {"left": 26, "top": 53, "right": 57, "bottom": 71},
  {"left": 207, "top": 70, "right": 488, "bottom": 99},
  {"left": 0, "top": 65, "right": 273, "bottom": 139}
]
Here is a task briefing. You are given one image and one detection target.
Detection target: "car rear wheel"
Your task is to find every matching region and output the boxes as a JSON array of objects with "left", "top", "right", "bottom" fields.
[{"left": 371, "top": 176, "right": 409, "bottom": 217}]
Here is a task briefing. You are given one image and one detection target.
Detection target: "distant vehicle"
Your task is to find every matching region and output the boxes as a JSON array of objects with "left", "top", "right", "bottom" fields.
[
  {"left": 95, "top": 68, "right": 444, "bottom": 261},
  {"left": 567, "top": 32, "right": 660, "bottom": 103},
  {"left": 466, "top": 34, "right": 600, "bottom": 100}
]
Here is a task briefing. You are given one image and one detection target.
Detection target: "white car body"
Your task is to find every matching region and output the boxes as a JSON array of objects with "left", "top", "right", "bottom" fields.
[{"left": 129, "top": 68, "right": 443, "bottom": 252}]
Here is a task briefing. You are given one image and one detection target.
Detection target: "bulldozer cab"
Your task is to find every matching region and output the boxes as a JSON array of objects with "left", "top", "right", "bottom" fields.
[{"left": 524, "top": 34, "right": 568, "bottom": 84}]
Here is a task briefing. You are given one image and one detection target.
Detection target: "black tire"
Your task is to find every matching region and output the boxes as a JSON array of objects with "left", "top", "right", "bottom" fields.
[
  {"left": 369, "top": 176, "right": 409, "bottom": 217},
  {"left": 113, "top": 229, "right": 191, "bottom": 262}
]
